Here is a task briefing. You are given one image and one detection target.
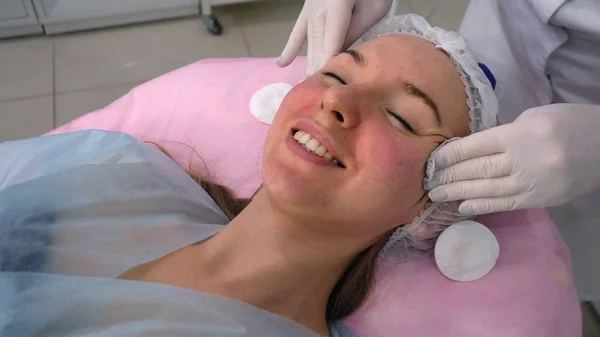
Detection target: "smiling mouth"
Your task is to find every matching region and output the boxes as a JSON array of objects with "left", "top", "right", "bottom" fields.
[{"left": 291, "top": 129, "right": 345, "bottom": 168}]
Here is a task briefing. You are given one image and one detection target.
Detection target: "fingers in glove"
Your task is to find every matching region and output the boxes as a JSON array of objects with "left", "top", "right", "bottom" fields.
[
  {"left": 433, "top": 125, "right": 510, "bottom": 169},
  {"left": 279, "top": 12, "right": 309, "bottom": 67},
  {"left": 306, "top": 10, "right": 327, "bottom": 76},
  {"left": 342, "top": 15, "right": 373, "bottom": 50},
  {"left": 322, "top": 4, "right": 353, "bottom": 67},
  {"left": 458, "top": 196, "right": 527, "bottom": 215},
  {"left": 343, "top": 0, "right": 393, "bottom": 49},
  {"left": 426, "top": 153, "right": 512, "bottom": 190},
  {"left": 428, "top": 176, "right": 525, "bottom": 203}
]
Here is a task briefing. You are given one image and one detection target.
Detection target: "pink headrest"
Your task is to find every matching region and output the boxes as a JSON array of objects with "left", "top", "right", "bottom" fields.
[{"left": 49, "top": 57, "right": 580, "bottom": 336}]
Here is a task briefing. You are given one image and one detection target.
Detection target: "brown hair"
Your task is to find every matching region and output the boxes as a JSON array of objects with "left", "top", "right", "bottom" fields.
[{"left": 152, "top": 143, "right": 383, "bottom": 321}]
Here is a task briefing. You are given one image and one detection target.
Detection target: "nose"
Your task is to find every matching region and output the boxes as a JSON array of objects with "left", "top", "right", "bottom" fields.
[{"left": 318, "top": 85, "right": 365, "bottom": 129}]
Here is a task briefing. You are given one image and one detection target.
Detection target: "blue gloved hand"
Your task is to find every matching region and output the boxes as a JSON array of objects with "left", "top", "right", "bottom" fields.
[
  {"left": 427, "top": 104, "right": 600, "bottom": 215},
  {"left": 278, "top": 0, "right": 393, "bottom": 76}
]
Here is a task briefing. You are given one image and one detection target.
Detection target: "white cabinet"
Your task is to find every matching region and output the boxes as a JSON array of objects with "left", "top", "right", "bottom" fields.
[
  {"left": 31, "top": 0, "right": 201, "bottom": 34},
  {"left": 0, "top": 0, "right": 43, "bottom": 38},
  {"left": 1, "top": 0, "right": 270, "bottom": 37},
  {"left": 30, "top": 0, "right": 269, "bottom": 36}
]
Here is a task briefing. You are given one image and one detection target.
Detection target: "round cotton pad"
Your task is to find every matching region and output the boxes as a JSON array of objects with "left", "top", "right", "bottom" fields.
[
  {"left": 249, "top": 83, "right": 293, "bottom": 125},
  {"left": 434, "top": 220, "right": 500, "bottom": 282}
]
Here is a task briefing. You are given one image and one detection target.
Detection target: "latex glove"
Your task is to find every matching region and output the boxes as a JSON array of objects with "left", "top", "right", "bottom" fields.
[
  {"left": 278, "top": 0, "right": 393, "bottom": 76},
  {"left": 427, "top": 104, "right": 600, "bottom": 215}
]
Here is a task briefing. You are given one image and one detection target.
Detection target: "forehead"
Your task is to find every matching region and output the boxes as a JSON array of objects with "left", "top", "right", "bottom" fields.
[
  {"left": 355, "top": 34, "right": 469, "bottom": 134},
  {"left": 356, "top": 34, "right": 459, "bottom": 87}
]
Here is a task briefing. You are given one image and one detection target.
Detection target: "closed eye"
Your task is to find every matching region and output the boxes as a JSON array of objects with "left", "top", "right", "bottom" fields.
[
  {"left": 386, "top": 109, "right": 415, "bottom": 133},
  {"left": 323, "top": 71, "right": 347, "bottom": 85},
  {"left": 323, "top": 71, "right": 415, "bottom": 134}
]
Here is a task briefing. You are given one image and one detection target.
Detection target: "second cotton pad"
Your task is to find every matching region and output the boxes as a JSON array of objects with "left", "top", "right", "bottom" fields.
[
  {"left": 434, "top": 220, "right": 500, "bottom": 282},
  {"left": 249, "top": 83, "right": 293, "bottom": 125}
]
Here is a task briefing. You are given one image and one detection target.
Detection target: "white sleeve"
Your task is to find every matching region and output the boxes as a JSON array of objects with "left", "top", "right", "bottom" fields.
[{"left": 459, "top": 0, "right": 554, "bottom": 123}]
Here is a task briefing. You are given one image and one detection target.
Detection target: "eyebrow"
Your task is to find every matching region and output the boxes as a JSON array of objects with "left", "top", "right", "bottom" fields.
[
  {"left": 337, "top": 49, "right": 366, "bottom": 66},
  {"left": 399, "top": 81, "right": 442, "bottom": 127},
  {"left": 336, "top": 49, "right": 442, "bottom": 126}
]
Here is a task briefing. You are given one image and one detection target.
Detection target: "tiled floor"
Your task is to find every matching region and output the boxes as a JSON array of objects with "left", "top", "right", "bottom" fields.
[{"left": 1, "top": 0, "right": 599, "bottom": 334}]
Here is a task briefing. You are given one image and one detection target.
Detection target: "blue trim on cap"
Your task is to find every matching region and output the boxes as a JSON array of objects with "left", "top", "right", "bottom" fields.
[{"left": 477, "top": 62, "right": 496, "bottom": 90}]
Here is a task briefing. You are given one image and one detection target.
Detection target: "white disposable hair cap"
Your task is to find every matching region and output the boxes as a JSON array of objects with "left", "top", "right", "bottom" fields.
[{"left": 363, "top": 14, "right": 500, "bottom": 262}]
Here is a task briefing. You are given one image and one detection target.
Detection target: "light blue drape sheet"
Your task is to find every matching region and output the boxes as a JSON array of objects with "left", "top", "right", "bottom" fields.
[{"left": 0, "top": 130, "right": 353, "bottom": 337}]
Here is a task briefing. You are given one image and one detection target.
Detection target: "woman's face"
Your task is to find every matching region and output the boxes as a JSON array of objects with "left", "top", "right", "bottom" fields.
[{"left": 261, "top": 34, "right": 470, "bottom": 246}]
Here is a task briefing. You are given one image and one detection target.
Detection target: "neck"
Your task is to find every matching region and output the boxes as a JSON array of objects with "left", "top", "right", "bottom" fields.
[{"left": 191, "top": 190, "right": 362, "bottom": 335}]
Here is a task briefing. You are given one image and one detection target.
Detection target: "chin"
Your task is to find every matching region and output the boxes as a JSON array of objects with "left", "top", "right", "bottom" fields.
[{"left": 260, "top": 163, "right": 331, "bottom": 208}]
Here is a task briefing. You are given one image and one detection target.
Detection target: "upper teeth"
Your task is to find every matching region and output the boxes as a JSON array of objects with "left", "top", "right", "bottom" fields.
[{"left": 293, "top": 130, "right": 338, "bottom": 163}]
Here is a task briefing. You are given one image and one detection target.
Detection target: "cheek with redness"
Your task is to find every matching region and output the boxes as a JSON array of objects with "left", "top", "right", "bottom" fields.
[
  {"left": 278, "top": 80, "right": 327, "bottom": 118},
  {"left": 358, "top": 132, "right": 429, "bottom": 187}
]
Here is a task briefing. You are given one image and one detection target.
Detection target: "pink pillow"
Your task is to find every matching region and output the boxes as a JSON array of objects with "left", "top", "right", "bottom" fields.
[
  {"left": 49, "top": 58, "right": 581, "bottom": 336},
  {"left": 50, "top": 58, "right": 303, "bottom": 198}
]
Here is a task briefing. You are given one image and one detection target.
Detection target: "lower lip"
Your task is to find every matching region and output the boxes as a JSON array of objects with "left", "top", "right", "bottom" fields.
[{"left": 285, "top": 134, "right": 340, "bottom": 168}]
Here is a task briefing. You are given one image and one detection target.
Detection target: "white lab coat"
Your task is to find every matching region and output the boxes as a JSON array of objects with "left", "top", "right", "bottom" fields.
[{"left": 460, "top": 0, "right": 600, "bottom": 301}]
